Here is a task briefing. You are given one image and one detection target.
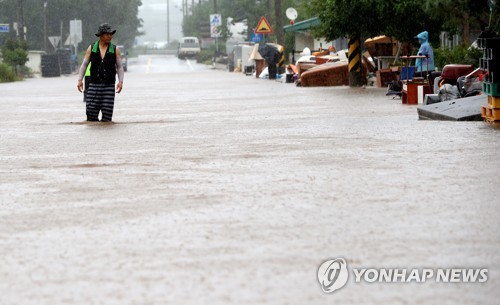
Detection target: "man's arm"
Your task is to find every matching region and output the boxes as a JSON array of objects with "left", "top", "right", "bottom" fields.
[
  {"left": 115, "top": 48, "right": 124, "bottom": 93},
  {"left": 77, "top": 46, "right": 92, "bottom": 92}
]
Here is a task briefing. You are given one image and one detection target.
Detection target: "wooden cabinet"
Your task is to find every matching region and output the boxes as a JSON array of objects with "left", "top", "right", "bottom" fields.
[{"left": 402, "top": 80, "right": 431, "bottom": 104}]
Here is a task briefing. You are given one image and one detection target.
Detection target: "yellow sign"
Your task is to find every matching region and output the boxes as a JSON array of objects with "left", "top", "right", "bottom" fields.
[{"left": 255, "top": 16, "right": 273, "bottom": 34}]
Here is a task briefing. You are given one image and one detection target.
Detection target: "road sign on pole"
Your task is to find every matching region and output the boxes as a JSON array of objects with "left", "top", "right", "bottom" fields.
[
  {"left": 69, "top": 19, "right": 82, "bottom": 43},
  {"left": 210, "top": 14, "right": 221, "bottom": 38},
  {"left": 0, "top": 24, "right": 9, "bottom": 33},
  {"left": 48, "top": 36, "right": 61, "bottom": 49},
  {"left": 250, "top": 32, "right": 263, "bottom": 43},
  {"left": 255, "top": 16, "right": 273, "bottom": 34},
  {"left": 64, "top": 35, "right": 79, "bottom": 46}
]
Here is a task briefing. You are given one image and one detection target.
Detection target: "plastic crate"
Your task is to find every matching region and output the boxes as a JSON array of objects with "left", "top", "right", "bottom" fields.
[
  {"left": 482, "top": 82, "right": 500, "bottom": 96},
  {"left": 484, "top": 38, "right": 500, "bottom": 49},
  {"left": 487, "top": 95, "right": 500, "bottom": 108},
  {"left": 486, "top": 48, "right": 500, "bottom": 59},
  {"left": 487, "top": 58, "right": 500, "bottom": 72},
  {"left": 480, "top": 58, "right": 488, "bottom": 71},
  {"left": 485, "top": 71, "right": 500, "bottom": 83},
  {"left": 481, "top": 105, "right": 500, "bottom": 121}
]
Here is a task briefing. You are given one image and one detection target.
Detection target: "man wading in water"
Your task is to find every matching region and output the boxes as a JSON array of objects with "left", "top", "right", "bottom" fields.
[{"left": 77, "top": 23, "right": 124, "bottom": 122}]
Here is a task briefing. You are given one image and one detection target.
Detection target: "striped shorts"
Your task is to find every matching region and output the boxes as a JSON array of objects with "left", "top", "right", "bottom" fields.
[{"left": 86, "top": 83, "right": 116, "bottom": 121}]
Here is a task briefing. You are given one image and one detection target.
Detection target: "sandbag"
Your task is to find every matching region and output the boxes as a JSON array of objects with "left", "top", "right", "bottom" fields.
[{"left": 438, "top": 84, "right": 460, "bottom": 102}]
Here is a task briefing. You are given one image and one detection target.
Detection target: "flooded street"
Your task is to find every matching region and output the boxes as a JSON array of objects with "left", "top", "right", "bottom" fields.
[{"left": 0, "top": 55, "right": 499, "bottom": 304}]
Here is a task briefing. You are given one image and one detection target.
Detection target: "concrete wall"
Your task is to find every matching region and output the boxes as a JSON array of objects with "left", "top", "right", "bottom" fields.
[
  {"left": 27, "top": 51, "right": 45, "bottom": 74},
  {"left": 295, "top": 32, "right": 315, "bottom": 52}
]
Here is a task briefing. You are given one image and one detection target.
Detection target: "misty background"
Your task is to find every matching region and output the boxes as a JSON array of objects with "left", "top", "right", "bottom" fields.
[{"left": 138, "top": 0, "right": 185, "bottom": 45}]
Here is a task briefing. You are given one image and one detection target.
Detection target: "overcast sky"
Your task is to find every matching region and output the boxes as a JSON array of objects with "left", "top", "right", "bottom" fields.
[{"left": 138, "top": 0, "right": 184, "bottom": 44}]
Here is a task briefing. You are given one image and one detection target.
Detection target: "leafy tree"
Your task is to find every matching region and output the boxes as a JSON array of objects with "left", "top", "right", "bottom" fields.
[
  {"left": 1, "top": 39, "right": 29, "bottom": 67},
  {"left": 306, "top": 0, "right": 497, "bottom": 46},
  {"left": 0, "top": 63, "right": 18, "bottom": 82},
  {"left": 307, "top": 0, "right": 386, "bottom": 86},
  {"left": 0, "top": 0, "right": 143, "bottom": 51},
  {"left": 378, "top": 0, "right": 440, "bottom": 44},
  {"left": 303, "top": 0, "right": 496, "bottom": 84},
  {"left": 306, "top": 0, "right": 382, "bottom": 40},
  {"left": 0, "top": 39, "right": 29, "bottom": 78},
  {"left": 428, "top": 0, "right": 491, "bottom": 44}
]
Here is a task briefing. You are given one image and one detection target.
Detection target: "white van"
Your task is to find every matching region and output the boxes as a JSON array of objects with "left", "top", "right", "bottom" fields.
[{"left": 178, "top": 37, "right": 201, "bottom": 59}]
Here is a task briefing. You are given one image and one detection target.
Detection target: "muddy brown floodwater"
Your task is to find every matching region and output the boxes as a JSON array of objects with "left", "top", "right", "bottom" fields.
[{"left": 0, "top": 55, "right": 499, "bottom": 304}]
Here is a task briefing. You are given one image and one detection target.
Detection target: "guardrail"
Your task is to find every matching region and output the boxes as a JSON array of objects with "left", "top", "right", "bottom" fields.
[{"left": 137, "top": 49, "right": 178, "bottom": 55}]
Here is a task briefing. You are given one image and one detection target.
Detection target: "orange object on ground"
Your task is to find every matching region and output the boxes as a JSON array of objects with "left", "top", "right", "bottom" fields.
[
  {"left": 300, "top": 62, "right": 350, "bottom": 87},
  {"left": 312, "top": 50, "right": 329, "bottom": 57},
  {"left": 315, "top": 56, "right": 336, "bottom": 65}
]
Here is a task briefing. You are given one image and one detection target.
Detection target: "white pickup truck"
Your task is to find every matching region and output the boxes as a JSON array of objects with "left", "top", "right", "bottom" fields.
[{"left": 178, "top": 37, "right": 201, "bottom": 59}]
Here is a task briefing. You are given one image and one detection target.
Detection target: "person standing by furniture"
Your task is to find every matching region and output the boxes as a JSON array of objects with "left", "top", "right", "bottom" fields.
[{"left": 415, "top": 31, "right": 435, "bottom": 76}]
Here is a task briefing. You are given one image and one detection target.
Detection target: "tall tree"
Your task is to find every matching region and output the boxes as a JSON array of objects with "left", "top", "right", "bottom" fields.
[
  {"left": 0, "top": 0, "right": 143, "bottom": 50},
  {"left": 307, "top": 0, "right": 384, "bottom": 86},
  {"left": 377, "top": 0, "right": 439, "bottom": 44},
  {"left": 429, "top": 0, "right": 491, "bottom": 44}
]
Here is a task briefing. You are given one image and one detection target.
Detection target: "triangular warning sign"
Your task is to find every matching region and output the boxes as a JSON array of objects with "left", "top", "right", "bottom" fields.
[{"left": 255, "top": 16, "right": 273, "bottom": 34}]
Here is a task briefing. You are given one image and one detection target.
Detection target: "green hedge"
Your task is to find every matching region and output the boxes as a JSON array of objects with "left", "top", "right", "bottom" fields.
[
  {"left": 0, "top": 63, "right": 18, "bottom": 83},
  {"left": 197, "top": 47, "right": 217, "bottom": 64},
  {"left": 433, "top": 45, "right": 482, "bottom": 70}
]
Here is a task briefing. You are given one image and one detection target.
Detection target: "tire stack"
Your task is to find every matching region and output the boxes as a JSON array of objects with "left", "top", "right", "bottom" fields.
[
  {"left": 479, "top": 33, "right": 500, "bottom": 122},
  {"left": 41, "top": 54, "right": 61, "bottom": 77},
  {"left": 56, "top": 49, "right": 72, "bottom": 75}
]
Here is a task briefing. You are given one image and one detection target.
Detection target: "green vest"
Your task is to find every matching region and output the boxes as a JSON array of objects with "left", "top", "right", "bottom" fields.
[{"left": 85, "top": 62, "right": 91, "bottom": 76}]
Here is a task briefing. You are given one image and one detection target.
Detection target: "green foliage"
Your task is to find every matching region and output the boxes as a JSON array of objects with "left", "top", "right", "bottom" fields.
[
  {"left": 198, "top": 47, "right": 217, "bottom": 64},
  {"left": 0, "top": 63, "right": 18, "bottom": 83},
  {"left": 428, "top": 0, "right": 490, "bottom": 44},
  {"left": 306, "top": 0, "right": 384, "bottom": 40},
  {"left": 433, "top": 46, "right": 483, "bottom": 69},
  {"left": 0, "top": 0, "right": 143, "bottom": 50},
  {"left": 0, "top": 39, "right": 29, "bottom": 69},
  {"left": 379, "top": 0, "right": 441, "bottom": 43},
  {"left": 305, "top": 0, "right": 486, "bottom": 44}
]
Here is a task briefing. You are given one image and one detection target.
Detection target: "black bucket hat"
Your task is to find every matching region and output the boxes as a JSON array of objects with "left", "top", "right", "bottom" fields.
[{"left": 95, "top": 23, "right": 116, "bottom": 37}]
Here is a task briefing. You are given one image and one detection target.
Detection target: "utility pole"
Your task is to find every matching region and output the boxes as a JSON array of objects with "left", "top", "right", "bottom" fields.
[
  {"left": 214, "top": 0, "right": 217, "bottom": 13},
  {"left": 274, "top": 0, "right": 284, "bottom": 45},
  {"left": 18, "top": 0, "right": 25, "bottom": 40},
  {"left": 59, "top": 20, "right": 63, "bottom": 49},
  {"left": 166, "top": 0, "right": 170, "bottom": 44},
  {"left": 43, "top": 2, "right": 48, "bottom": 51}
]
